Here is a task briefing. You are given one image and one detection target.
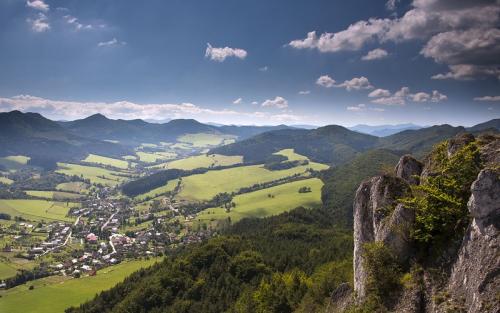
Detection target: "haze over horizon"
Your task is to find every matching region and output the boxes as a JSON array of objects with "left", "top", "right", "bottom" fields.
[{"left": 0, "top": 0, "right": 499, "bottom": 126}]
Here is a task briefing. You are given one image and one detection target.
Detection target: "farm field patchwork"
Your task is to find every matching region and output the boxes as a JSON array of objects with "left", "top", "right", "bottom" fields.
[
  {"left": 55, "top": 182, "right": 89, "bottom": 194},
  {"left": 196, "top": 178, "right": 323, "bottom": 223},
  {"left": 150, "top": 154, "right": 243, "bottom": 171},
  {"left": 136, "top": 151, "right": 177, "bottom": 163},
  {"left": 177, "top": 133, "right": 236, "bottom": 147},
  {"left": 0, "top": 258, "right": 161, "bottom": 313},
  {"left": 25, "top": 190, "right": 83, "bottom": 200},
  {"left": 82, "top": 154, "right": 131, "bottom": 170},
  {"left": 175, "top": 158, "right": 328, "bottom": 201},
  {"left": 0, "top": 176, "right": 13, "bottom": 185},
  {"left": 56, "top": 163, "right": 130, "bottom": 186},
  {"left": 274, "top": 148, "right": 309, "bottom": 161},
  {"left": 0, "top": 155, "right": 30, "bottom": 171},
  {"left": 0, "top": 199, "right": 78, "bottom": 222}
]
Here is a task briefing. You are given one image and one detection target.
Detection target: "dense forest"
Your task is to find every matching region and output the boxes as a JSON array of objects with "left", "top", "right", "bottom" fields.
[{"left": 67, "top": 208, "right": 353, "bottom": 313}]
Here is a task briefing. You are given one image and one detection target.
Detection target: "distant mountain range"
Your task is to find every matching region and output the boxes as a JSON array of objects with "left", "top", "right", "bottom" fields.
[
  {"left": 1, "top": 110, "right": 498, "bottom": 164},
  {"left": 348, "top": 123, "right": 423, "bottom": 137}
]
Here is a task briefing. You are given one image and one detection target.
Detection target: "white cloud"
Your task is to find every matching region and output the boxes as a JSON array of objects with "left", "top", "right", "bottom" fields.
[
  {"left": 386, "top": 0, "right": 400, "bottom": 11},
  {"left": 205, "top": 43, "right": 247, "bottom": 62},
  {"left": 370, "top": 86, "right": 446, "bottom": 105},
  {"left": 64, "top": 15, "right": 93, "bottom": 30},
  {"left": 27, "top": 13, "right": 50, "bottom": 32},
  {"left": 288, "top": 0, "right": 500, "bottom": 80},
  {"left": 98, "top": 38, "right": 126, "bottom": 47},
  {"left": 251, "top": 101, "right": 259, "bottom": 105},
  {"left": 362, "top": 48, "right": 389, "bottom": 61},
  {"left": 298, "top": 90, "right": 311, "bottom": 95},
  {"left": 261, "top": 96, "right": 289, "bottom": 109},
  {"left": 27, "top": 0, "right": 49, "bottom": 12},
  {"left": 259, "top": 66, "right": 269, "bottom": 72},
  {"left": 368, "top": 89, "right": 391, "bottom": 97},
  {"left": 347, "top": 103, "right": 366, "bottom": 111},
  {"left": 474, "top": 95, "right": 500, "bottom": 101},
  {"left": 316, "top": 75, "right": 336, "bottom": 88},
  {"left": 233, "top": 98, "right": 243, "bottom": 105},
  {"left": 0, "top": 94, "right": 307, "bottom": 125},
  {"left": 336, "top": 76, "right": 374, "bottom": 91}
]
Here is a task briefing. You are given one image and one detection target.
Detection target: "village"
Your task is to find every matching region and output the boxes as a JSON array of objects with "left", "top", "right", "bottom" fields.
[{"left": 0, "top": 186, "right": 213, "bottom": 289}]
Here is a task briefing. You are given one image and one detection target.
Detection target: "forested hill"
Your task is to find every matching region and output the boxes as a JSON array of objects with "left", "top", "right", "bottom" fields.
[
  {"left": 0, "top": 110, "right": 130, "bottom": 161},
  {"left": 66, "top": 207, "right": 353, "bottom": 313},
  {"left": 210, "top": 122, "right": 499, "bottom": 165},
  {"left": 210, "top": 126, "right": 379, "bottom": 165}
]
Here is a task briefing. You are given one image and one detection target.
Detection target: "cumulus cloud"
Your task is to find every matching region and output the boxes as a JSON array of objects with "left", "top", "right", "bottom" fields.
[
  {"left": 336, "top": 76, "right": 374, "bottom": 91},
  {"left": 27, "top": 0, "right": 49, "bottom": 12},
  {"left": 362, "top": 48, "right": 389, "bottom": 61},
  {"left": 205, "top": 43, "right": 247, "bottom": 62},
  {"left": 0, "top": 94, "right": 306, "bottom": 124},
  {"left": 368, "top": 89, "right": 391, "bottom": 98},
  {"left": 259, "top": 66, "right": 269, "bottom": 72},
  {"left": 473, "top": 95, "right": 500, "bottom": 101},
  {"left": 261, "top": 96, "right": 289, "bottom": 109},
  {"left": 98, "top": 38, "right": 126, "bottom": 47},
  {"left": 233, "top": 98, "right": 243, "bottom": 105},
  {"left": 347, "top": 103, "right": 366, "bottom": 111},
  {"left": 370, "top": 86, "right": 446, "bottom": 105},
  {"left": 316, "top": 75, "right": 336, "bottom": 88},
  {"left": 64, "top": 15, "right": 94, "bottom": 30},
  {"left": 289, "top": 0, "right": 500, "bottom": 80},
  {"left": 27, "top": 13, "right": 50, "bottom": 32},
  {"left": 298, "top": 90, "right": 311, "bottom": 95}
]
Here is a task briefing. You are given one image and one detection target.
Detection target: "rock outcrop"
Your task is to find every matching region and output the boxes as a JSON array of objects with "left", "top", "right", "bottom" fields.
[
  {"left": 445, "top": 169, "right": 499, "bottom": 312},
  {"left": 350, "top": 133, "right": 499, "bottom": 313}
]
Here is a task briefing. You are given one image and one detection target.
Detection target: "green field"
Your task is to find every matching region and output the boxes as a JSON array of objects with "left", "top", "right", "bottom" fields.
[
  {"left": 0, "top": 258, "right": 160, "bottom": 313},
  {"left": 25, "top": 190, "right": 83, "bottom": 201},
  {"left": 197, "top": 178, "right": 323, "bottom": 223},
  {"left": 56, "top": 163, "right": 129, "bottom": 186},
  {"left": 175, "top": 159, "right": 328, "bottom": 201},
  {"left": 0, "top": 261, "right": 18, "bottom": 280},
  {"left": 134, "top": 179, "right": 179, "bottom": 201},
  {"left": 136, "top": 151, "right": 177, "bottom": 163},
  {"left": 274, "top": 148, "right": 309, "bottom": 161},
  {"left": 151, "top": 154, "right": 243, "bottom": 171},
  {"left": 0, "top": 176, "right": 13, "bottom": 185},
  {"left": 0, "top": 155, "right": 30, "bottom": 171},
  {"left": 82, "top": 154, "right": 131, "bottom": 170},
  {"left": 55, "top": 182, "right": 89, "bottom": 194},
  {"left": 0, "top": 199, "right": 78, "bottom": 222},
  {"left": 177, "top": 133, "right": 236, "bottom": 147}
]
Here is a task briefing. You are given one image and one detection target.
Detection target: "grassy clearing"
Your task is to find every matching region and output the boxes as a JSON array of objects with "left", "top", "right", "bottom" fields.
[
  {"left": 136, "top": 151, "right": 177, "bottom": 163},
  {"left": 56, "top": 163, "right": 129, "bottom": 186},
  {"left": 0, "top": 199, "right": 78, "bottom": 222},
  {"left": 274, "top": 148, "right": 309, "bottom": 161},
  {"left": 82, "top": 154, "right": 131, "bottom": 170},
  {"left": 134, "top": 179, "right": 179, "bottom": 201},
  {"left": 0, "top": 258, "right": 160, "bottom": 313},
  {"left": 55, "top": 182, "right": 89, "bottom": 194},
  {"left": 0, "top": 176, "right": 13, "bottom": 185},
  {"left": 0, "top": 261, "right": 18, "bottom": 280},
  {"left": 151, "top": 154, "right": 243, "bottom": 171},
  {"left": 0, "top": 155, "right": 30, "bottom": 171},
  {"left": 177, "top": 133, "right": 236, "bottom": 147},
  {"left": 122, "top": 155, "right": 138, "bottom": 161},
  {"left": 25, "top": 190, "right": 83, "bottom": 200},
  {"left": 176, "top": 160, "right": 328, "bottom": 201},
  {"left": 196, "top": 178, "right": 323, "bottom": 223}
]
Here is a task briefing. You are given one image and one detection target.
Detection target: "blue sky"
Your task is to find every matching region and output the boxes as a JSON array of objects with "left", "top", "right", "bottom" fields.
[{"left": 0, "top": 0, "right": 499, "bottom": 126}]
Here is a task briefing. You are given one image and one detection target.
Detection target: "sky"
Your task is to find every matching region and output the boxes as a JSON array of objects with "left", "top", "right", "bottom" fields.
[{"left": 0, "top": 0, "right": 499, "bottom": 126}]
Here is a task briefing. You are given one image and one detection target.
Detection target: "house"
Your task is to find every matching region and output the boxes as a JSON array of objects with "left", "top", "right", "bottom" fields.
[{"left": 86, "top": 233, "right": 98, "bottom": 243}]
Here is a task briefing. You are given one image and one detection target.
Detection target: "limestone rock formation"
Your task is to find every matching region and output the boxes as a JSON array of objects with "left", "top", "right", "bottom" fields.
[{"left": 395, "top": 155, "right": 422, "bottom": 185}]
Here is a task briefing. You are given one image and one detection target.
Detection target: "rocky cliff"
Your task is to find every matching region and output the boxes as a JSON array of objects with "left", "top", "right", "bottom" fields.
[{"left": 347, "top": 134, "right": 499, "bottom": 312}]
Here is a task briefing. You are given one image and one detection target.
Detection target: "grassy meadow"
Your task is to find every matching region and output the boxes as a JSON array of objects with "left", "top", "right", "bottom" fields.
[
  {"left": 151, "top": 154, "right": 243, "bottom": 171},
  {"left": 0, "top": 155, "right": 30, "bottom": 171},
  {"left": 55, "top": 182, "right": 90, "bottom": 194},
  {"left": 0, "top": 199, "right": 78, "bottom": 222},
  {"left": 0, "top": 258, "right": 160, "bottom": 313},
  {"left": 136, "top": 151, "right": 177, "bottom": 163},
  {"left": 82, "top": 154, "right": 131, "bottom": 170},
  {"left": 134, "top": 179, "right": 179, "bottom": 201},
  {"left": 175, "top": 159, "right": 328, "bottom": 201},
  {"left": 196, "top": 178, "right": 323, "bottom": 223},
  {"left": 56, "top": 163, "right": 130, "bottom": 186},
  {"left": 25, "top": 190, "right": 83, "bottom": 201},
  {"left": 177, "top": 133, "right": 236, "bottom": 147},
  {"left": 0, "top": 176, "right": 13, "bottom": 185}
]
